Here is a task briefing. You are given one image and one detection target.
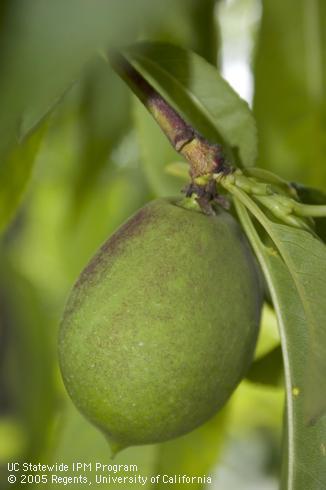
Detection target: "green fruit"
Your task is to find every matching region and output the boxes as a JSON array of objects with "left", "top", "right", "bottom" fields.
[{"left": 59, "top": 198, "right": 262, "bottom": 452}]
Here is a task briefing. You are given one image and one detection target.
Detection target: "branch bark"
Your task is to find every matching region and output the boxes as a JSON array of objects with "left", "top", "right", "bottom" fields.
[{"left": 110, "top": 52, "right": 229, "bottom": 180}]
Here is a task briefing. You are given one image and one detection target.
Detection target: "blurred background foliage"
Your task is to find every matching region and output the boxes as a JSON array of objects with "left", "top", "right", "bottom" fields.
[{"left": 0, "top": 0, "right": 325, "bottom": 489}]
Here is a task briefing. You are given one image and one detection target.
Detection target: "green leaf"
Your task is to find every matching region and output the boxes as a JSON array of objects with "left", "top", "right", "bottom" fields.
[
  {"left": 235, "top": 201, "right": 326, "bottom": 490},
  {"left": 254, "top": 0, "right": 326, "bottom": 187},
  {"left": 264, "top": 222, "right": 326, "bottom": 422},
  {"left": 125, "top": 42, "right": 257, "bottom": 168},
  {"left": 153, "top": 409, "right": 228, "bottom": 489},
  {"left": 0, "top": 0, "right": 176, "bottom": 232},
  {"left": 0, "top": 0, "right": 166, "bottom": 139},
  {"left": 72, "top": 59, "right": 131, "bottom": 216},
  {"left": 0, "top": 256, "right": 56, "bottom": 462},
  {"left": 226, "top": 183, "right": 326, "bottom": 423},
  {"left": 0, "top": 121, "right": 47, "bottom": 233}
]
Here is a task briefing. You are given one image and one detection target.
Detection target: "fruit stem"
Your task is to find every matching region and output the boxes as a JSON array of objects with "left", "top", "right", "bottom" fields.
[{"left": 109, "top": 52, "right": 229, "bottom": 179}]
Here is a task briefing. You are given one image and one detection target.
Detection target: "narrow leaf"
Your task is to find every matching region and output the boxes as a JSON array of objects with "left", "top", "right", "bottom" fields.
[
  {"left": 254, "top": 0, "right": 326, "bottom": 187},
  {"left": 235, "top": 200, "right": 326, "bottom": 490},
  {"left": 0, "top": 121, "right": 47, "bottom": 233},
  {"left": 0, "top": 0, "right": 176, "bottom": 232},
  {"left": 264, "top": 221, "right": 326, "bottom": 422},
  {"left": 228, "top": 184, "right": 326, "bottom": 423},
  {"left": 125, "top": 42, "right": 257, "bottom": 167},
  {"left": 0, "top": 0, "right": 166, "bottom": 141},
  {"left": 0, "top": 256, "right": 56, "bottom": 461},
  {"left": 72, "top": 59, "right": 131, "bottom": 216}
]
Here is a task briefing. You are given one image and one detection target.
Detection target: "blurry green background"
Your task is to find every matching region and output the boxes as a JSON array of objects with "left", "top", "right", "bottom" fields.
[{"left": 0, "top": 0, "right": 325, "bottom": 489}]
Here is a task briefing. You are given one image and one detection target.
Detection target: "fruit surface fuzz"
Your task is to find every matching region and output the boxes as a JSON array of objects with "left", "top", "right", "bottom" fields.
[{"left": 59, "top": 198, "right": 262, "bottom": 451}]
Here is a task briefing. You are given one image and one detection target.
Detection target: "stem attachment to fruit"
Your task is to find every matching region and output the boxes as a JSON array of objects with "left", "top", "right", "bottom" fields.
[{"left": 110, "top": 52, "right": 229, "bottom": 180}]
